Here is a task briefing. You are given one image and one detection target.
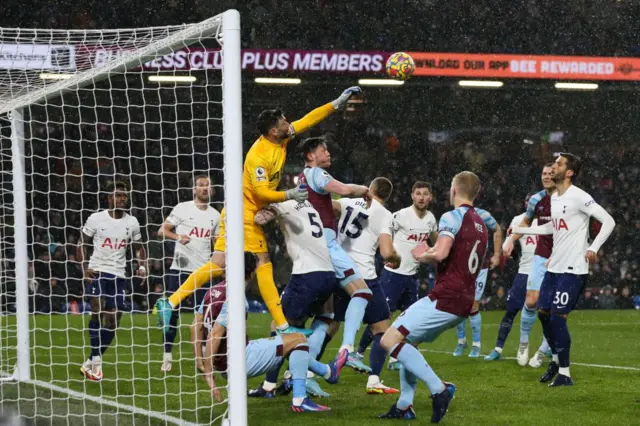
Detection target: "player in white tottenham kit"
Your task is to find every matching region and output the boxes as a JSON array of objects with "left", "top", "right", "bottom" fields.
[
  {"left": 332, "top": 177, "right": 402, "bottom": 394},
  {"left": 78, "top": 181, "right": 147, "bottom": 382},
  {"left": 367, "top": 182, "right": 437, "bottom": 369},
  {"left": 156, "top": 175, "right": 221, "bottom": 372},
  {"left": 513, "top": 153, "right": 615, "bottom": 387},
  {"left": 249, "top": 199, "right": 347, "bottom": 398},
  {"left": 485, "top": 194, "right": 538, "bottom": 363}
]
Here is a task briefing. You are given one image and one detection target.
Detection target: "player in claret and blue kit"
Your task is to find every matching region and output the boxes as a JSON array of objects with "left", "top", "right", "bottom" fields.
[
  {"left": 377, "top": 171, "right": 488, "bottom": 423},
  {"left": 513, "top": 153, "right": 615, "bottom": 387}
]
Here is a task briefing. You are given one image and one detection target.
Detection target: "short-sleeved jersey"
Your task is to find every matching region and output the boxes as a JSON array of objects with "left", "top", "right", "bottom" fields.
[
  {"left": 300, "top": 167, "right": 336, "bottom": 232},
  {"left": 507, "top": 213, "right": 537, "bottom": 275},
  {"left": 166, "top": 201, "right": 221, "bottom": 272},
  {"left": 82, "top": 210, "right": 142, "bottom": 278},
  {"left": 430, "top": 205, "right": 488, "bottom": 317},
  {"left": 475, "top": 207, "right": 498, "bottom": 268},
  {"left": 548, "top": 186, "right": 614, "bottom": 275},
  {"left": 337, "top": 198, "right": 393, "bottom": 280},
  {"left": 526, "top": 190, "right": 553, "bottom": 258},
  {"left": 384, "top": 206, "right": 437, "bottom": 276},
  {"left": 270, "top": 200, "right": 333, "bottom": 275}
]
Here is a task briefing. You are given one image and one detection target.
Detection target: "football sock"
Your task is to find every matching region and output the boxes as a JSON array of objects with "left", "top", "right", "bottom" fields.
[
  {"left": 341, "top": 288, "right": 372, "bottom": 349},
  {"left": 520, "top": 305, "right": 537, "bottom": 344},
  {"left": 317, "top": 334, "right": 332, "bottom": 361},
  {"left": 265, "top": 333, "right": 282, "bottom": 385},
  {"left": 369, "top": 333, "right": 386, "bottom": 377},
  {"left": 538, "top": 338, "right": 550, "bottom": 353},
  {"left": 88, "top": 318, "right": 100, "bottom": 358},
  {"left": 308, "top": 316, "right": 331, "bottom": 359},
  {"left": 551, "top": 315, "right": 571, "bottom": 374},
  {"left": 168, "top": 261, "right": 223, "bottom": 308},
  {"left": 164, "top": 310, "right": 180, "bottom": 353},
  {"left": 470, "top": 312, "right": 481, "bottom": 346},
  {"left": 99, "top": 326, "right": 116, "bottom": 355},
  {"left": 538, "top": 312, "right": 557, "bottom": 354},
  {"left": 391, "top": 342, "right": 445, "bottom": 395},
  {"left": 357, "top": 325, "right": 374, "bottom": 354},
  {"left": 289, "top": 343, "right": 310, "bottom": 403},
  {"left": 256, "top": 263, "right": 288, "bottom": 329},
  {"left": 456, "top": 319, "right": 467, "bottom": 343},
  {"left": 397, "top": 365, "right": 418, "bottom": 411},
  {"left": 496, "top": 309, "right": 518, "bottom": 348},
  {"left": 307, "top": 358, "right": 330, "bottom": 379}
]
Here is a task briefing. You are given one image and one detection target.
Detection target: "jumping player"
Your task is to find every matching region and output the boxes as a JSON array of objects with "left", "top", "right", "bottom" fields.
[
  {"left": 377, "top": 171, "right": 488, "bottom": 422},
  {"left": 296, "top": 136, "right": 375, "bottom": 369},
  {"left": 513, "top": 153, "right": 615, "bottom": 386},
  {"left": 78, "top": 181, "right": 147, "bottom": 381},
  {"left": 485, "top": 193, "right": 538, "bottom": 362},
  {"left": 156, "top": 87, "right": 362, "bottom": 334},
  {"left": 504, "top": 164, "right": 555, "bottom": 366},
  {"left": 157, "top": 175, "right": 220, "bottom": 372}
]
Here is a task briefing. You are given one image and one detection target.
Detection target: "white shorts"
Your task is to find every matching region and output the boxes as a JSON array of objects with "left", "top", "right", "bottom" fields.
[
  {"left": 475, "top": 268, "right": 488, "bottom": 301},
  {"left": 528, "top": 255, "right": 548, "bottom": 292},
  {"left": 392, "top": 297, "right": 464, "bottom": 344}
]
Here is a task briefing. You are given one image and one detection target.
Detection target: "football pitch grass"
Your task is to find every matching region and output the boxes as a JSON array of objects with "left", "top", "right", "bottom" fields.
[{"left": 0, "top": 310, "right": 638, "bottom": 425}]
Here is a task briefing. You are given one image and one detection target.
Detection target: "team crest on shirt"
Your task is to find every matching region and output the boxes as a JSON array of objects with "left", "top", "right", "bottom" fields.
[{"left": 255, "top": 167, "right": 266, "bottom": 182}]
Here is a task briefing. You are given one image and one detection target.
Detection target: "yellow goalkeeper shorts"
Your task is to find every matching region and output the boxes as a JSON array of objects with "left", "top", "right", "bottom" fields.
[{"left": 214, "top": 208, "right": 268, "bottom": 254}]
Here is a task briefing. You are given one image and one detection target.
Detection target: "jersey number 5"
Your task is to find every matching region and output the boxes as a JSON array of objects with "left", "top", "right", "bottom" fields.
[
  {"left": 468, "top": 240, "right": 481, "bottom": 274},
  {"left": 308, "top": 213, "right": 323, "bottom": 238},
  {"left": 339, "top": 206, "right": 369, "bottom": 239}
]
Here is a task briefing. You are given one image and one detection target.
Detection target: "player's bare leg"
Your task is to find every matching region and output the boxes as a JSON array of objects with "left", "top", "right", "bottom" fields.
[
  {"left": 156, "top": 251, "right": 226, "bottom": 331},
  {"left": 366, "top": 320, "right": 399, "bottom": 394}
]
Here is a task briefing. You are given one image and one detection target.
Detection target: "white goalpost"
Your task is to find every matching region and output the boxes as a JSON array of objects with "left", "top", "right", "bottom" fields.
[{"left": 0, "top": 9, "right": 245, "bottom": 425}]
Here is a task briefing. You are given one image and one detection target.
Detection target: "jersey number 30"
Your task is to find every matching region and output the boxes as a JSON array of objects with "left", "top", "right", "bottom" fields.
[{"left": 339, "top": 206, "right": 369, "bottom": 239}]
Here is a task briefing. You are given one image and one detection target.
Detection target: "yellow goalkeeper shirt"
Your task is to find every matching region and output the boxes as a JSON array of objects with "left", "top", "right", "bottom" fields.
[{"left": 242, "top": 103, "right": 334, "bottom": 221}]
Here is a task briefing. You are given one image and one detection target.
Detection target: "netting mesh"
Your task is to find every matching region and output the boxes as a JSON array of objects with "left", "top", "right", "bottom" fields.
[{"left": 0, "top": 14, "right": 233, "bottom": 425}]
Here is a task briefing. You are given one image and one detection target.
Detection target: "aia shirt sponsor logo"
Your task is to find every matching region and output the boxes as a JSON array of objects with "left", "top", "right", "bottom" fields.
[
  {"left": 552, "top": 218, "right": 568, "bottom": 231},
  {"left": 407, "top": 233, "right": 430, "bottom": 243},
  {"left": 524, "top": 236, "right": 537, "bottom": 245},
  {"left": 101, "top": 238, "right": 127, "bottom": 250},
  {"left": 189, "top": 227, "right": 212, "bottom": 238}
]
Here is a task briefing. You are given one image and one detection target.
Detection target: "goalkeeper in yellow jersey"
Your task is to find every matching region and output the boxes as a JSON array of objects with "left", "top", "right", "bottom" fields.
[{"left": 156, "top": 86, "right": 362, "bottom": 334}]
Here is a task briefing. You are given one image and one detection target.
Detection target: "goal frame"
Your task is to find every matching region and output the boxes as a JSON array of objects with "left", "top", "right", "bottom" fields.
[{"left": 1, "top": 9, "right": 246, "bottom": 426}]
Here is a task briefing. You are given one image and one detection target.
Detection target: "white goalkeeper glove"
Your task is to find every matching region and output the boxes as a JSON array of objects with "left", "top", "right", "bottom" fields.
[
  {"left": 331, "top": 86, "right": 362, "bottom": 111},
  {"left": 285, "top": 184, "right": 309, "bottom": 203}
]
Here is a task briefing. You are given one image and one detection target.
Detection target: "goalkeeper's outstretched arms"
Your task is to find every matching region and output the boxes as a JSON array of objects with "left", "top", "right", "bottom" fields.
[{"left": 290, "top": 86, "right": 362, "bottom": 137}]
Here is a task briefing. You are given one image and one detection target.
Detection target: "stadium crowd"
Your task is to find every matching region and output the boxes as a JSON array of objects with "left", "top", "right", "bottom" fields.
[{"left": 1, "top": 93, "right": 638, "bottom": 314}]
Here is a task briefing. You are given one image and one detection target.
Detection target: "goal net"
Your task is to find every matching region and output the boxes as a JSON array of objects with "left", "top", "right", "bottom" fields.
[{"left": 0, "top": 9, "right": 246, "bottom": 425}]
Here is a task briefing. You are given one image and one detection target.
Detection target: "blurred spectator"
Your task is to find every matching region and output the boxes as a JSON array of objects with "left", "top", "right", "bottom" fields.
[
  {"left": 576, "top": 289, "right": 599, "bottom": 310},
  {"left": 617, "top": 286, "right": 635, "bottom": 310},
  {"left": 598, "top": 285, "right": 617, "bottom": 310}
]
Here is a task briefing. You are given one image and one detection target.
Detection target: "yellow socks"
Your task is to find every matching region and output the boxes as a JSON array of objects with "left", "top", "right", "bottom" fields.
[
  {"left": 168, "top": 261, "right": 223, "bottom": 307},
  {"left": 256, "top": 262, "right": 288, "bottom": 329}
]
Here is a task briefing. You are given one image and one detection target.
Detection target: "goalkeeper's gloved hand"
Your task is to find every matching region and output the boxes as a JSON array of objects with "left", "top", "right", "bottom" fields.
[
  {"left": 331, "top": 86, "right": 362, "bottom": 110},
  {"left": 285, "top": 184, "right": 309, "bottom": 203}
]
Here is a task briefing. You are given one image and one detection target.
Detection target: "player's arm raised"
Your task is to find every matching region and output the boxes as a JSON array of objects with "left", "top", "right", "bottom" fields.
[
  {"left": 581, "top": 196, "right": 616, "bottom": 263},
  {"left": 324, "top": 179, "right": 371, "bottom": 200},
  {"left": 503, "top": 215, "right": 527, "bottom": 257},
  {"left": 289, "top": 86, "right": 362, "bottom": 138},
  {"left": 513, "top": 221, "right": 553, "bottom": 235},
  {"left": 204, "top": 321, "right": 225, "bottom": 401},
  {"left": 413, "top": 235, "right": 455, "bottom": 264}
]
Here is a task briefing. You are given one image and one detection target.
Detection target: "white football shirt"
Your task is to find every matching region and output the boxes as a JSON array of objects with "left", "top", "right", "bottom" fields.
[
  {"left": 82, "top": 210, "right": 142, "bottom": 278},
  {"left": 166, "top": 201, "right": 221, "bottom": 272},
  {"left": 384, "top": 206, "right": 437, "bottom": 276},
  {"left": 505, "top": 213, "right": 537, "bottom": 275},
  {"left": 337, "top": 198, "right": 392, "bottom": 280},
  {"left": 548, "top": 185, "right": 615, "bottom": 275},
  {"left": 271, "top": 200, "right": 333, "bottom": 275}
]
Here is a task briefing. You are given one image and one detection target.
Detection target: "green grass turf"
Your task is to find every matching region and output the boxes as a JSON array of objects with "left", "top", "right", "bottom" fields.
[{"left": 0, "top": 310, "right": 638, "bottom": 425}]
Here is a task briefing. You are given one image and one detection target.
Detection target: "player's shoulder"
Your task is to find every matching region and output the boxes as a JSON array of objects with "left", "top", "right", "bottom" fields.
[
  {"left": 424, "top": 210, "right": 437, "bottom": 222},
  {"left": 86, "top": 210, "right": 104, "bottom": 221},
  {"left": 125, "top": 213, "right": 141, "bottom": 226},
  {"left": 512, "top": 212, "right": 527, "bottom": 225},
  {"left": 568, "top": 185, "right": 591, "bottom": 200},
  {"left": 393, "top": 206, "right": 412, "bottom": 219}
]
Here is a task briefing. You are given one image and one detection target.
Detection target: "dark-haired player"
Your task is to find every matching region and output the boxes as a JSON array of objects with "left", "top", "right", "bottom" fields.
[
  {"left": 157, "top": 175, "right": 221, "bottom": 372},
  {"left": 504, "top": 164, "right": 556, "bottom": 366},
  {"left": 156, "top": 87, "right": 362, "bottom": 335},
  {"left": 296, "top": 136, "right": 376, "bottom": 371},
  {"left": 485, "top": 193, "right": 538, "bottom": 362},
  {"left": 78, "top": 181, "right": 147, "bottom": 381},
  {"left": 378, "top": 171, "right": 487, "bottom": 422},
  {"left": 513, "top": 153, "right": 615, "bottom": 386}
]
